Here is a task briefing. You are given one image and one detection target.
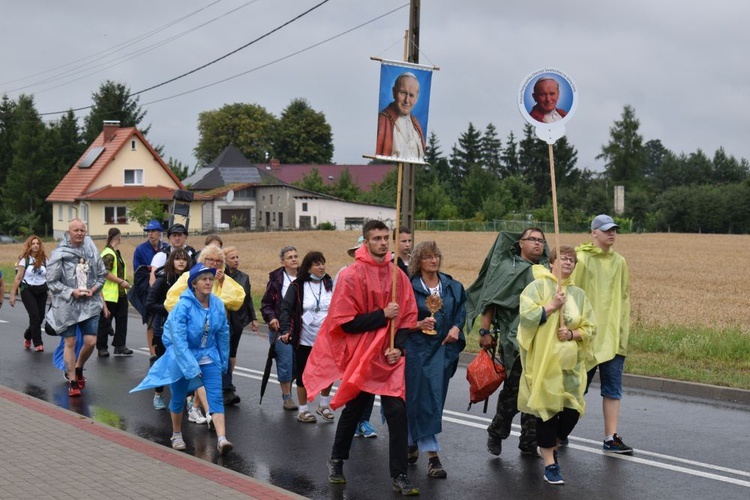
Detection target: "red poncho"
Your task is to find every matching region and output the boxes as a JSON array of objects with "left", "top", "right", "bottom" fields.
[{"left": 303, "top": 244, "right": 417, "bottom": 409}]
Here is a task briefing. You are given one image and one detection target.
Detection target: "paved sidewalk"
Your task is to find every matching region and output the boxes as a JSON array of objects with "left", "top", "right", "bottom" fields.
[{"left": 0, "top": 385, "right": 303, "bottom": 500}]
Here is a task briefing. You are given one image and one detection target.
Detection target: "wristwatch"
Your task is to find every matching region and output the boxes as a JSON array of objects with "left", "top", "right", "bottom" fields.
[{"left": 479, "top": 328, "right": 491, "bottom": 336}]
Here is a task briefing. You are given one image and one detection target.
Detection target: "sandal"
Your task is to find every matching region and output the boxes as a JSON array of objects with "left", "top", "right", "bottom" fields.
[
  {"left": 316, "top": 405, "right": 335, "bottom": 422},
  {"left": 428, "top": 458, "right": 447, "bottom": 479},
  {"left": 297, "top": 410, "right": 318, "bottom": 423},
  {"left": 408, "top": 446, "right": 419, "bottom": 464}
]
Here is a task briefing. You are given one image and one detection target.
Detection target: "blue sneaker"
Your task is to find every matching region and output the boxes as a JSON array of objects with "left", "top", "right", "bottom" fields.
[
  {"left": 153, "top": 394, "right": 167, "bottom": 410},
  {"left": 543, "top": 464, "right": 564, "bottom": 485},
  {"left": 354, "top": 424, "right": 364, "bottom": 438},
  {"left": 359, "top": 420, "right": 377, "bottom": 438}
]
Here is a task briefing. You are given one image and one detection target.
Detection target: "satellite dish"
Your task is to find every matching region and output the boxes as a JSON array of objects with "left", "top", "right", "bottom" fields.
[{"left": 226, "top": 190, "right": 235, "bottom": 204}]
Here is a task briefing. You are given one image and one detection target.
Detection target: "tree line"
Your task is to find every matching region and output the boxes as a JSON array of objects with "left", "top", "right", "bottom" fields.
[{"left": 1, "top": 77, "right": 748, "bottom": 236}]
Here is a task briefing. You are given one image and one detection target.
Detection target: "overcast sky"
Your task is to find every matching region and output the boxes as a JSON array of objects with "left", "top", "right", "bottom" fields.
[{"left": 2, "top": 0, "right": 748, "bottom": 173}]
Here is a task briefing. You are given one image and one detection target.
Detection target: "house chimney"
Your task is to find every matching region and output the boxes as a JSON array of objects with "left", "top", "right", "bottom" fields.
[
  {"left": 103, "top": 120, "right": 120, "bottom": 143},
  {"left": 270, "top": 158, "right": 280, "bottom": 168}
]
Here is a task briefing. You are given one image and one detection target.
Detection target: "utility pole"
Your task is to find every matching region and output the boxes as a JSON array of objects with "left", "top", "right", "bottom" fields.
[{"left": 400, "top": 0, "right": 420, "bottom": 232}]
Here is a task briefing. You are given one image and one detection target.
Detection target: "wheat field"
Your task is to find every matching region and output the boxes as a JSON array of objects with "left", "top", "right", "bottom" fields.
[{"left": 2, "top": 231, "right": 747, "bottom": 332}]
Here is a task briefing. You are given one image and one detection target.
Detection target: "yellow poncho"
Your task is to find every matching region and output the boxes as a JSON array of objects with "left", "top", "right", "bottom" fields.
[
  {"left": 164, "top": 272, "right": 246, "bottom": 312},
  {"left": 517, "top": 265, "right": 595, "bottom": 422},
  {"left": 570, "top": 242, "right": 630, "bottom": 366}
]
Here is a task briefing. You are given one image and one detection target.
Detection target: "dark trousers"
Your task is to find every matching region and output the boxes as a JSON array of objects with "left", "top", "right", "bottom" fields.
[
  {"left": 223, "top": 324, "right": 244, "bottom": 390},
  {"left": 21, "top": 284, "right": 48, "bottom": 347},
  {"left": 487, "top": 356, "right": 537, "bottom": 451},
  {"left": 535, "top": 408, "right": 580, "bottom": 448},
  {"left": 97, "top": 295, "right": 129, "bottom": 349},
  {"left": 153, "top": 335, "right": 166, "bottom": 394},
  {"left": 332, "top": 391, "right": 408, "bottom": 478}
]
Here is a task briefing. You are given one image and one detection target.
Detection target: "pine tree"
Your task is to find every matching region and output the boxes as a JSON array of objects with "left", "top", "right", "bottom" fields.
[
  {"left": 449, "top": 122, "right": 483, "bottom": 183},
  {"left": 500, "top": 131, "right": 521, "bottom": 178},
  {"left": 597, "top": 105, "right": 646, "bottom": 185},
  {"left": 83, "top": 80, "right": 149, "bottom": 145},
  {"left": 481, "top": 123, "right": 502, "bottom": 177}
]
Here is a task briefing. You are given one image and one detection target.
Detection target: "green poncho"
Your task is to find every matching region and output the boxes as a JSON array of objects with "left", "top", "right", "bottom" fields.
[
  {"left": 517, "top": 265, "right": 596, "bottom": 422},
  {"left": 465, "top": 231, "right": 548, "bottom": 364},
  {"left": 569, "top": 242, "right": 630, "bottom": 367}
]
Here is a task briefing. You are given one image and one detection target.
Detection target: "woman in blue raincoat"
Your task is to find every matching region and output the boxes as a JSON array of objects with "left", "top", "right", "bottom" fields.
[
  {"left": 132, "top": 263, "right": 232, "bottom": 455},
  {"left": 405, "top": 241, "right": 466, "bottom": 479}
]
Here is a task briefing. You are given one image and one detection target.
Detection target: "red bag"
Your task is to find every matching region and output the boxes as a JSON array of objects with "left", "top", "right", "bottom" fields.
[{"left": 466, "top": 350, "right": 506, "bottom": 410}]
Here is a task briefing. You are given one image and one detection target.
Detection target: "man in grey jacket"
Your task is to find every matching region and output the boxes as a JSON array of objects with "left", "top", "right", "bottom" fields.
[{"left": 46, "top": 219, "right": 107, "bottom": 397}]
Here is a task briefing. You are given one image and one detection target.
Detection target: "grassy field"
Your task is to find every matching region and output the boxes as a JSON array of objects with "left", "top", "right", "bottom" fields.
[{"left": 2, "top": 230, "right": 749, "bottom": 389}]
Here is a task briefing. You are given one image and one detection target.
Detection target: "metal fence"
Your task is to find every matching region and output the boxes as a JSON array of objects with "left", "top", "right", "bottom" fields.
[{"left": 414, "top": 219, "right": 559, "bottom": 233}]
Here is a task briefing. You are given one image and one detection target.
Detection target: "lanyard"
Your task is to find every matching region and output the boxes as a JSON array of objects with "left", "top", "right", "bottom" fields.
[{"left": 309, "top": 280, "right": 323, "bottom": 312}]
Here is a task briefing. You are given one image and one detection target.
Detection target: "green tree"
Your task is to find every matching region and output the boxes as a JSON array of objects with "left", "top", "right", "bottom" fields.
[
  {"left": 274, "top": 98, "right": 333, "bottom": 163},
  {"left": 128, "top": 197, "right": 168, "bottom": 228},
  {"left": 83, "top": 80, "right": 149, "bottom": 145},
  {"left": 456, "top": 164, "right": 499, "bottom": 219},
  {"left": 518, "top": 124, "right": 579, "bottom": 207},
  {"left": 449, "top": 122, "right": 483, "bottom": 183},
  {"left": 167, "top": 157, "right": 193, "bottom": 180},
  {"left": 500, "top": 131, "right": 521, "bottom": 178},
  {"left": 194, "top": 103, "right": 277, "bottom": 166},
  {"left": 48, "top": 109, "right": 84, "bottom": 179},
  {"left": 424, "top": 131, "right": 451, "bottom": 185},
  {"left": 294, "top": 167, "right": 327, "bottom": 194},
  {"left": 328, "top": 168, "right": 360, "bottom": 201},
  {"left": 711, "top": 147, "right": 749, "bottom": 185},
  {"left": 2, "top": 95, "right": 55, "bottom": 232},
  {"left": 360, "top": 168, "right": 397, "bottom": 207},
  {"left": 598, "top": 105, "right": 646, "bottom": 185},
  {"left": 481, "top": 123, "right": 502, "bottom": 177},
  {"left": 0, "top": 95, "right": 18, "bottom": 188}
]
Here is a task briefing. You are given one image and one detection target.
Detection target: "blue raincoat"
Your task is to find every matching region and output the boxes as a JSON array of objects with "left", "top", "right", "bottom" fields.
[
  {"left": 405, "top": 272, "right": 466, "bottom": 443},
  {"left": 131, "top": 288, "right": 230, "bottom": 393}
]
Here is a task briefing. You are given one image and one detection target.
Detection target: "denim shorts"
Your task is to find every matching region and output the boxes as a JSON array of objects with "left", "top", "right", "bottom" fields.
[
  {"left": 589, "top": 354, "right": 625, "bottom": 399},
  {"left": 59, "top": 314, "right": 99, "bottom": 338}
]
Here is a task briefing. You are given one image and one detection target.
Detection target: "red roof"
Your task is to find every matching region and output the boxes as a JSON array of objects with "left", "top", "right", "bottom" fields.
[
  {"left": 267, "top": 164, "right": 394, "bottom": 192},
  {"left": 46, "top": 127, "right": 185, "bottom": 202},
  {"left": 78, "top": 185, "right": 184, "bottom": 201}
]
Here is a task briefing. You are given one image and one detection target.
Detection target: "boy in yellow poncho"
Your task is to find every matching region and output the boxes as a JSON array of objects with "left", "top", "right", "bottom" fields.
[
  {"left": 518, "top": 246, "right": 595, "bottom": 486},
  {"left": 570, "top": 214, "right": 633, "bottom": 455}
]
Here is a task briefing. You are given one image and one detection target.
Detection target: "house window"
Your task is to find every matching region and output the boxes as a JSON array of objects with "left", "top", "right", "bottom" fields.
[
  {"left": 302, "top": 202, "right": 308, "bottom": 212},
  {"left": 105, "top": 206, "right": 128, "bottom": 224},
  {"left": 270, "top": 194, "right": 274, "bottom": 205},
  {"left": 131, "top": 140, "right": 137, "bottom": 151},
  {"left": 68, "top": 205, "right": 74, "bottom": 221},
  {"left": 124, "top": 169, "right": 144, "bottom": 185},
  {"left": 273, "top": 212, "right": 276, "bottom": 222},
  {"left": 58, "top": 205, "right": 63, "bottom": 221},
  {"left": 81, "top": 204, "right": 88, "bottom": 225}
]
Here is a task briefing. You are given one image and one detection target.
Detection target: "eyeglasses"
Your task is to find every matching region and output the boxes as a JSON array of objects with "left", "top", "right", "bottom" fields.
[
  {"left": 521, "top": 237, "right": 545, "bottom": 244},
  {"left": 203, "top": 258, "right": 222, "bottom": 265},
  {"left": 558, "top": 257, "right": 576, "bottom": 263}
]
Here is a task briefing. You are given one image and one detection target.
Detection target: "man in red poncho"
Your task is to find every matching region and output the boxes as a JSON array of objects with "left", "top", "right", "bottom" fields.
[{"left": 303, "top": 220, "right": 420, "bottom": 495}]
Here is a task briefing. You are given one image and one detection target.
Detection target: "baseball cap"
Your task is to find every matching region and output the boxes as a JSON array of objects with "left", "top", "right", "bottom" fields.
[
  {"left": 187, "top": 263, "right": 216, "bottom": 290},
  {"left": 145, "top": 220, "right": 163, "bottom": 232},
  {"left": 347, "top": 236, "right": 364, "bottom": 257},
  {"left": 167, "top": 223, "right": 187, "bottom": 236},
  {"left": 591, "top": 214, "right": 619, "bottom": 232}
]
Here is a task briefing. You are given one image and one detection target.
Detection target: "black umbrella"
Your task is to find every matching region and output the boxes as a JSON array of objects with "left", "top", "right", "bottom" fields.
[{"left": 259, "top": 328, "right": 280, "bottom": 404}]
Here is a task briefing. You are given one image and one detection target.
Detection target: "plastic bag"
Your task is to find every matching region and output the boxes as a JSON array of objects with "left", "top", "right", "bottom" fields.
[{"left": 466, "top": 349, "right": 506, "bottom": 409}]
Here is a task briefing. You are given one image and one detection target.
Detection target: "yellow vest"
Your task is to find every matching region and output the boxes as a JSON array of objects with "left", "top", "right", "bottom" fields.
[{"left": 101, "top": 246, "right": 126, "bottom": 303}]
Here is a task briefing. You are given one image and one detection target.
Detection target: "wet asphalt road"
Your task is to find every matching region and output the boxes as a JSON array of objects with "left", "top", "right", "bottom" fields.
[{"left": 1, "top": 305, "right": 749, "bottom": 499}]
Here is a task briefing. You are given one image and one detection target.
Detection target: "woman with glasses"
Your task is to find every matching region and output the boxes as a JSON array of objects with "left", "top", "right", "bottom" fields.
[
  {"left": 404, "top": 241, "right": 466, "bottom": 479},
  {"left": 517, "top": 245, "right": 595, "bottom": 486}
]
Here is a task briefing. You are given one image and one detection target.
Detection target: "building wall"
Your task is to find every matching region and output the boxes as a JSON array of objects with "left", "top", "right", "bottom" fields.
[
  {"left": 202, "top": 200, "right": 256, "bottom": 231},
  {"left": 294, "top": 198, "right": 396, "bottom": 231},
  {"left": 256, "top": 186, "right": 296, "bottom": 230},
  {"left": 91, "top": 137, "right": 177, "bottom": 190}
]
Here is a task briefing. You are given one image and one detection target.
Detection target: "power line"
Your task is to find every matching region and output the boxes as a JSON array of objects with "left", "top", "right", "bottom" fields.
[
  {"left": 1, "top": 0, "right": 225, "bottom": 90},
  {"left": 39, "top": 0, "right": 332, "bottom": 116}
]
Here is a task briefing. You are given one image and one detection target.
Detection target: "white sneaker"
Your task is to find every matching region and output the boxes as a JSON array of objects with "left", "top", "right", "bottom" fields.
[
  {"left": 205, "top": 411, "right": 213, "bottom": 430},
  {"left": 188, "top": 407, "right": 206, "bottom": 424}
]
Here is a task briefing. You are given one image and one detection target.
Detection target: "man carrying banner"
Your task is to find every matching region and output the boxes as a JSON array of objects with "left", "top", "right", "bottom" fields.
[{"left": 303, "top": 220, "right": 419, "bottom": 495}]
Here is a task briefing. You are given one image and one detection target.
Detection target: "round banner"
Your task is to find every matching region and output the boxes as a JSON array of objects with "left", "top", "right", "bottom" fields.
[{"left": 518, "top": 68, "right": 577, "bottom": 144}]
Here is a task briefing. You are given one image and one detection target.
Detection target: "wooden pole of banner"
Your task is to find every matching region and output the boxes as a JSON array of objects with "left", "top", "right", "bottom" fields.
[
  {"left": 391, "top": 161, "right": 405, "bottom": 349},
  {"left": 547, "top": 143, "right": 564, "bottom": 327}
]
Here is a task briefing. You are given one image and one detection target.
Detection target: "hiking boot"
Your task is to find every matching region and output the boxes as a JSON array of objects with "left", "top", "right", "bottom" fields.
[
  {"left": 223, "top": 389, "right": 241, "bottom": 405},
  {"left": 359, "top": 420, "right": 377, "bottom": 438},
  {"left": 283, "top": 397, "right": 298, "bottom": 411},
  {"left": 603, "top": 434, "right": 634, "bottom": 454},
  {"left": 427, "top": 457, "right": 447, "bottom": 479},
  {"left": 98, "top": 349, "right": 110, "bottom": 358},
  {"left": 68, "top": 381, "right": 81, "bottom": 398},
  {"left": 487, "top": 434, "right": 502, "bottom": 456},
  {"left": 153, "top": 394, "right": 167, "bottom": 410},
  {"left": 392, "top": 474, "right": 419, "bottom": 496},
  {"left": 543, "top": 464, "right": 564, "bottom": 485},
  {"left": 327, "top": 459, "right": 346, "bottom": 484},
  {"left": 408, "top": 446, "right": 419, "bottom": 464},
  {"left": 520, "top": 445, "right": 541, "bottom": 457},
  {"left": 114, "top": 346, "right": 133, "bottom": 355}
]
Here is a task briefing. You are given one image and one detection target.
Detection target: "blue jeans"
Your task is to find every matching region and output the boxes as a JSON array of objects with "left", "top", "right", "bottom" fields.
[
  {"left": 269, "top": 330, "right": 294, "bottom": 383},
  {"left": 587, "top": 354, "right": 625, "bottom": 399},
  {"left": 60, "top": 314, "right": 99, "bottom": 338}
]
